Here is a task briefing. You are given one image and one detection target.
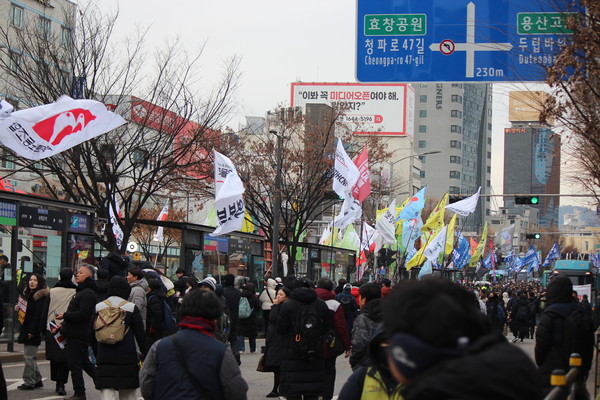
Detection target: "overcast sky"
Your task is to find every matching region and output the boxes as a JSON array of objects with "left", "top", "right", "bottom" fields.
[{"left": 99, "top": 0, "right": 592, "bottom": 210}]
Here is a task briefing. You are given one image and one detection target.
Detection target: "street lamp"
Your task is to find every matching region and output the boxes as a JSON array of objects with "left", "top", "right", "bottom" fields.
[
  {"left": 388, "top": 150, "right": 440, "bottom": 199},
  {"left": 270, "top": 129, "right": 284, "bottom": 278}
]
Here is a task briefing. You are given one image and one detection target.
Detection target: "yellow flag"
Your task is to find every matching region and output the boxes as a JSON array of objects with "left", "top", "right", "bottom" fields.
[
  {"left": 241, "top": 211, "right": 255, "bottom": 233},
  {"left": 406, "top": 227, "right": 439, "bottom": 270},
  {"left": 421, "top": 193, "right": 448, "bottom": 233},
  {"left": 445, "top": 214, "right": 457, "bottom": 254},
  {"left": 469, "top": 223, "right": 488, "bottom": 268}
]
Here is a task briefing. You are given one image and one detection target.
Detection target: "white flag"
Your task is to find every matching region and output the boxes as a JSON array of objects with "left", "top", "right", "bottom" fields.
[
  {"left": 333, "top": 139, "right": 360, "bottom": 197},
  {"left": 423, "top": 226, "right": 448, "bottom": 262},
  {"left": 333, "top": 193, "right": 362, "bottom": 229},
  {"left": 375, "top": 199, "right": 397, "bottom": 245},
  {"left": 0, "top": 96, "right": 126, "bottom": 160},
  {"left": 109, "top": 192, "right": 124, "bottom": 250},
  {"left": 445, "top": 187, "right": 481, "bottom": 216},
  {"left": 360, "top": 222, "right": 376, "bottom": 251},
  {"left": 494, "top": 224, "right": 515, "bottom": 256},
  {"left": 319, "top": 224, "right": 332, "bottom": 245},
  {"left": 153, "top": 200, "right": 170, "bottom": 242},
  {"left": 212, "top": 150, "right": 245, "bottom": 236}
]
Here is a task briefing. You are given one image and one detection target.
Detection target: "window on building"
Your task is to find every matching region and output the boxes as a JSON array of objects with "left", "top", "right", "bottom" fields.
[
  {"left": 8, "top": 51, "right": 21, "bottom": 73},
  {"left": 418, "top": 140, "right": 427, "bottom": 148},
  {"left": 420, "top": 170, "right": 425, "bottom": 178},
  {"left": 487, "top": 180, "right": 491, "bottom": 187},
  {"left": 450, "top": 125, "right": 462, "bottom": 133},
  {"left": 451, "top": 110, "right": 462, "bottom": 118},
  {"left": 450, "top": 140, "right": 461, "bottom": 149},
  {"left": 488, "top": 137, "right": 492, "bottom": 145},
  {"left": 39, "top": 16, "right": 51, "bottom": 39},
  {"left": 418, "top": 125, "right": 427, "bottom": 133},
  {"left": 60, "top": 26, "right": 72, "bottom": 47},
  {"left": 488, "top": 109, "right": 493, "bottom": 116},
  {"left": 1, "top": 150, "right": 14, "bottom": 169},
  {"left": 449, "top": 186, "right": 461, "bottom": 194},
  {"left": 420, "top": 84, "right": 428, "bottom": 88},
  {"left": 419, "top": 95, "right": 427, "bottom": 103},
  {"left": 488, "top": 123, "right": 492, "bottom": 130},
  {"left": 451, "top": 83, "right": 462, "bottom": 88},
  {"left": 451, "top": 95, "right": 462, "bottom": 104},
  {"left": 487, "top": 166, "right": 491, "bottom": 173},
  {"left": 419, "top": 110, "right": 428, "bottom": 118},
  {"left": 449, "top": 171, "right": 460, "bottom": 179},
  {"left": 450, "top": 156, "right": 461, "bottom": 164},
  {"left": 487, "top": 151, "right": 491, "bottom": 159},
  {"left": 418, "top": 155, "right": 426, "bottom": 163},
  {"left": 10, "top": 6, "right": 24, "bottom": 28}
]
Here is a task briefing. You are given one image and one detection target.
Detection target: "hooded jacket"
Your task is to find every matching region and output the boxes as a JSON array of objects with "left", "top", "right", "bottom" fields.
[
  {"left": 129, "top": 278, "right": 148, "bottom": 326},
  {"left": 350, "top": 298, "right": 383, "bottom": 370},
  {"left": 259, "top": 278, "right": 277, "bottom": 310},
  {"left": 315, "top": 288, "right": 351, "bottom": 354}
]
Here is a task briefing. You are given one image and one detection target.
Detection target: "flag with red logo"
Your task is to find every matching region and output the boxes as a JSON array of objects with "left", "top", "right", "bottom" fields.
[
  {"left": 351, "top": 146, "right": 371, "bottom": 204},
  {"left": 153, "top": 200, "right": 170, "bottom": 242},
  {"left": 109, "top": 191, "right": 124, "bottom": 249},
  {"left": 0, "top": 96, "right": 126, "bottom": 160}
]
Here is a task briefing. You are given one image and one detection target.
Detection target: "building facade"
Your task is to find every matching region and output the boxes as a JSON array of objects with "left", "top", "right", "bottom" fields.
[{"left": 412, "top": 83, "right": 493, "bottom": 231}]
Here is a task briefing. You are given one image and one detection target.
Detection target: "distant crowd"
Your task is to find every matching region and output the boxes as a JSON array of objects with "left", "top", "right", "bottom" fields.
[{"left": 0, "top": 256, "right": 596, "bottom": 400}]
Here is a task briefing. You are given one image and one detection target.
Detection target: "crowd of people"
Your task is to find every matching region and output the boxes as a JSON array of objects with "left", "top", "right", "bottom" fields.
[{"left": 3, "top": 257, "right": 598, "bottom": 400}]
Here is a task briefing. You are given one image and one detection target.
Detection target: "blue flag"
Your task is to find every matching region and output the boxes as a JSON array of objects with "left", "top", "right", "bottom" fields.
[
  {"left": 482, "top": 251, "right": 493, "bottom": 270},
  {"left": 542, "top": 243, "right": 560, "bottom": 268},
  {"left": 401, "top": 216, "right": 423, "bottom": 251},
  {"left": 451, "top": 232, "right": 471, "bottom": 269},
  {"left": 418, "top": 259, "right": 433, "bottom": 279},
  {"left": 397, "top": 187, "right": 427, "bottom": 221},
  {"left": 523, "top": 245, "right": 540, "bottom": 274}
]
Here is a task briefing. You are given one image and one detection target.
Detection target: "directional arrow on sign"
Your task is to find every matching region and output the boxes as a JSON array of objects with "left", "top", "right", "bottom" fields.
[{"left": 429, "top": 2, "right": 513, "bottom": 78}]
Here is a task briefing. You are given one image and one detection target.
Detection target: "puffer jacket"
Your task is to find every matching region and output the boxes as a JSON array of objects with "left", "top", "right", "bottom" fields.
[
  {"left": 60, "top": 277, "right": 97, "bottom": 342},
  {"left": 18, "top": 287, "right": 49, "bottom": 346},
  {"left": 350, "top": 298, "right": 383, "bottom": 370}
]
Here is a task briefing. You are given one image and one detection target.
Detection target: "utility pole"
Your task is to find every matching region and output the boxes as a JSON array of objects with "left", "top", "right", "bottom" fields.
[{"left": 270, "top": 130, "right": 283, "bottom": 278}]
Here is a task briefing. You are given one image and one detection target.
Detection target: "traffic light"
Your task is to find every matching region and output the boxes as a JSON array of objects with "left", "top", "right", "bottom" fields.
[
  {"left": 515, "top": 195, "right": 539, "bottom": 205},
  {"left": 526, "top": 233, "right": 542, "bottom": 239}
]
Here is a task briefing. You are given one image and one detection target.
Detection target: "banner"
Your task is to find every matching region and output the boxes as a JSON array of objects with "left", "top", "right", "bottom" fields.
[
  {"left": 421, "top": 193, "right": 448, "bottom": 233},
  {"left": 212, "top": 150, "right": 245, "bottom": 236},
  {"left": 397, "top": 187, "right": 426, "bottom": 220},
  {"left": 0, "top": 96, "right": 126, "bottom": 160},
  {"left": 333, "top": 139, "right": 360, "bottom": 197},
  {"left": 423, "top": 226, "right": 448, "bottom": 262},
  {"left": 109, "top": 191, "right": 124, "bottom": 249},
  {"left": 361, "top": 222, "right": 376, "bottom": 251},
  {"left": 542, "top": 243, "right": 560, "bottom": 268},
  {"left": 494, "top": 224, "right": 515, "bottom": 256},
  {"left": 17, "top": 295, "right": 27, "bottom": 324},
  {"left": 333, "top": 193, "right": 362, "bottom": 229},
  {"left": 153, "top": 200, "right": 170, "bottom": 242},
  {"left": 469, "top": 223, "right": 488, "bottom": 268},
  {"left": 375, "top": 199, "right": 397, "bottom": 245},
  {"left": 352, "top": 146, "right": 371, "bottom": 203}
]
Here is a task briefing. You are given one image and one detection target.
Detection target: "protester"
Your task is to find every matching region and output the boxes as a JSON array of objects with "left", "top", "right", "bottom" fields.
[
  {"left": 350, "top": 283, "right": 382, "bottom": 371},
  {"left": 46, "top": 268, "right": 77, "bottom": 396},
  {"left": 383, "top": 278, "right": 542, "bottom": 399},
  {"left": 535, "top": 275, "right": 595, "bottom": 398},
  {"left": 485, "top": 291, "right": 506, "bottom": 332},
  {"left": 276, "top": 278, "right": 330, "bottom": 400},
  {"left": 259, "top": 278, "right": 277, "bottom": 332},
  {"left": 0, "top": 286, "right": 5, "bottom": 400},
  {"left": 55, "top": 264, "right": 97, "bottom": 400},
  {"left": 92, "top": 276, "right": 148, "bottom": 400},
  {"left": 145, "top": 278, "right": 173, "bottom": 347},
  {"left": 315, "top": 278, "right": 351, "bottom": 400},
  {"left": 380, "top": 279, "right": 392, "bottom": 298},
  {"left": 509, "top": 290, "right": 531, "bottom": 343},
  {"left": 238, "top": 282, "right": 260, "bottom": 353},
  {"left": 126, "top": 267, "right": 148, "bottom": 327},
  {"left": 336, "top": 283, "right": 359, "bottom": 334},
  {"left": 94, "top": 268, "right": 110, "bottom": 303},
  {"left": 338, "top": 326, "right": 402, "bottom": 400},
  {"left": 264, "top": 286, "right": 291, "bottom": 398},
  {"left": 222, "top": 273, "right": 242, "bottom": 364},
  {"left": 139, "top": 289, "right": 248, "bottom": 400},
  {"left": 17, "top": 273, "right": 49, "bottom": 390}
]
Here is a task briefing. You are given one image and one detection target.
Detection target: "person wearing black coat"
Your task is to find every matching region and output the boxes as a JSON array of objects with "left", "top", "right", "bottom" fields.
[
  {"left": 276, "top": 280, "right": 331, "bottom": 400},
  {"left": 0, "top": 287, "right": 6, "bottom": 400},
  {"left": 264, "top": 287, "right": 291, "bottom": 398},
  {"left": 91, "top": 276, "right": 149, "bottom": 399},
  {"left": 238, "top": 283, "right": 260, "bottom": 353},
  {"left": 17, "top": 273, "right": 49, "bottom": 390},
  {"left": 55, "top": 265, "right": 97, "bottom": 400},
  {"left": 509, "top": 291, "right": 531, "bottom": 343},
  {"left": 222, "top": 273, "right": 242, "bottom": 364},
  {"left": 146, "top": 278, "right": 172, "bottom": 347}
]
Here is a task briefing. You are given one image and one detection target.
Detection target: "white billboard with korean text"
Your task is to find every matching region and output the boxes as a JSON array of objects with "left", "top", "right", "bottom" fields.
[{"left": 291, "top": 83, "right": 413, "bottom": 136}]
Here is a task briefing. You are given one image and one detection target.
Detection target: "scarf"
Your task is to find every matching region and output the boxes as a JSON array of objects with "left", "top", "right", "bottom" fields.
[{"left": 178, "top": 316, "right": 216, "bottom": 337}]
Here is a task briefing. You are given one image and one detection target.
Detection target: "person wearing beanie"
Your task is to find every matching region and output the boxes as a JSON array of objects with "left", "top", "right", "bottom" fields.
[
  {"left": 336, "top": 283, "right": 359, "bottom": 334},
  {"left": 46, "top": 268, "right": 77, "bottom": 396},
  {"left": 199, "top": 277, "right": 217, "bottom": 292},
  {"left": 92, "top": 276, "right": 148, "bottom": 400},
  {"left": 383, "top": 278, "right": 541, "bottom": 400},
  {"left": 140, "top": 289, "right": 248, "bottom": 400},
  {"left": 535, "top": 275, "right": 595, "bottom": 397}
]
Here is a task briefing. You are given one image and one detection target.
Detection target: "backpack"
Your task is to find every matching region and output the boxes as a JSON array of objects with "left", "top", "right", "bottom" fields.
[
  {"left": 239, "top": 296, "right": 253, "bottom": 319},
  {"left": 94, "top": 300, "right": 129, "bottom": 344},
  {"left": 291, "top": 301, "right": 322, "bottom": 360},
  {"left": 514, "top": 303, "right": 528, "bottom": 322},
  {"left": 216, "top": 311, "right": 231, "bottom": 343},
  {"left": 150, "top": 295, "right": 177, "bottom": 332},
  {"left": 548, "top": 304, "right": 595, "bottom": 372}
]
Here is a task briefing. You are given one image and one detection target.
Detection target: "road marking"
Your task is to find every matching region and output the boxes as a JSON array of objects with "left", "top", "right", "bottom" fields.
[
  {"left": 6, "top": 377, "right": 47, "bottom": 391},
  {"left": 4, "top": 361, "right": 50, "bottom": 368}
]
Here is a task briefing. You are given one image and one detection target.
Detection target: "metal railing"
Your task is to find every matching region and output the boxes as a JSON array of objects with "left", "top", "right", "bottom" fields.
[{"left": 544, "top": 353, "right": 583, "bottom": 400}]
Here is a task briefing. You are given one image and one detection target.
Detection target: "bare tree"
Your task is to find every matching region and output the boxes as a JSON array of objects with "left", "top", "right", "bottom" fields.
[
  {"left": 0, "top": 4, "right": 240, "bottom": 252},
  {"left": 131, "top": 206, "right": 186, "bottom": 263},
  {"left": 234, "top": 105, "right": 391, "bottom": 276},
  {"left": 542, "top": 0, "right": 600, "bottom": 201}
]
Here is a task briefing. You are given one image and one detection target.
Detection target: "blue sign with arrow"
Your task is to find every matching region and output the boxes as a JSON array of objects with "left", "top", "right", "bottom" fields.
[{"left": 356, "top": 0, "right": 578, "bottom": 82}]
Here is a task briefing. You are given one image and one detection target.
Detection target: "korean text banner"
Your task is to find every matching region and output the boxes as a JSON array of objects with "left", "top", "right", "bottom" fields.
[{"left": 0, "top": 96, "right": 126, "bottom": 160}]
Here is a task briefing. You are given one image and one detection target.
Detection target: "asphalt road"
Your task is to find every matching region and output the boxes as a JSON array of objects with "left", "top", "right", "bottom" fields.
[{"left": 2, "top": 336, "right": 597, "bottom": 399}]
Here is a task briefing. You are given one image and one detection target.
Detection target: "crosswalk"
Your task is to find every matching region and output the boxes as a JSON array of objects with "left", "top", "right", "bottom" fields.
[{"left": 6, "top": 378, "right": 62, "bottom": 399}]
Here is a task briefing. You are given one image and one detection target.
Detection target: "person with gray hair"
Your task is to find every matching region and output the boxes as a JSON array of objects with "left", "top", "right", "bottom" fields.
[{"left": 55, "top": 265, "right": 97, "bottom": 400}]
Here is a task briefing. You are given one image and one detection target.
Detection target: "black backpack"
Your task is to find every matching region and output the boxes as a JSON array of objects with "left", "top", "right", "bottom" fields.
[
  {"left": 514, "top": 303, "right": 529, "bottom": 322},
  {"left": 291, "top": 301, "right": 322, "bottom": 360},
  {"left": 547, "top": 304, "right": 595, "bottom": 372}
]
